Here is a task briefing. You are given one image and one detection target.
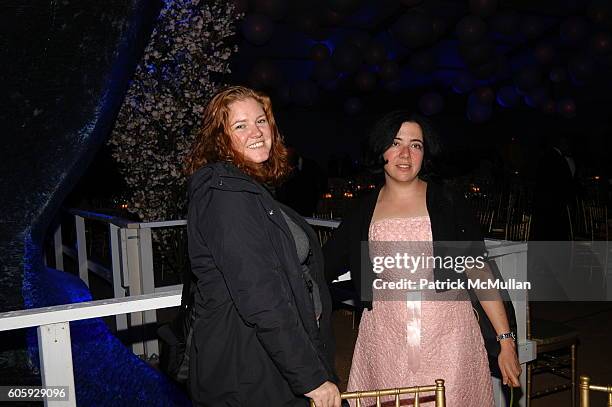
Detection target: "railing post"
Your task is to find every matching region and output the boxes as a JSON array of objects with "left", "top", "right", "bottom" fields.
[
  {"left": 109, "top": 224, "right": 127, "bottom": 331},
  {"left": 37, "top": 322, "right": 77, "bottom": 407},
  {"left": 138, "top": 227, "right": 159, "bottom": 358},
  {"left": 74, "top": 216, "right": 89, "bottom": 287},
  {"left": 54, "top": 224, "right": 64, "bottom": 271},
  {"left": 123, "top": 227, "right": 145, "bottom": 356}
]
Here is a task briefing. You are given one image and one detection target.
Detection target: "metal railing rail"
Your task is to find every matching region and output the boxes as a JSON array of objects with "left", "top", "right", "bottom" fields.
[{"left": 0, "top": 291, "right": 181, "bottom": 407}]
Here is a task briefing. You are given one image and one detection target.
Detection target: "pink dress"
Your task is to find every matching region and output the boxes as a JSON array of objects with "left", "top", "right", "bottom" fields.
[{"left": 347, "top": 217, "right": 494, "bottom": 407}]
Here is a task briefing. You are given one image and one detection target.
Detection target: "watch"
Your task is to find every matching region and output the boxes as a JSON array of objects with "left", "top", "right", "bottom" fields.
[{"left": 496, "top": 332, "right": 516, "bottom": 342}]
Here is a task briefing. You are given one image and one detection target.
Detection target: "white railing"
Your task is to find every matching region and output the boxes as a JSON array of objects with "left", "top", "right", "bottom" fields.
[
  {"left": 0, "top": 291, "right": 181, "bottom": 407},
  {"left": 51, "top": 209, "right": 190, "bottom": 358},
  {"left": 43, "top": 210, "right": 535, "bottom": 407},
  {"left": 50, "top": 210, "right": 337, "bottom": 358}
]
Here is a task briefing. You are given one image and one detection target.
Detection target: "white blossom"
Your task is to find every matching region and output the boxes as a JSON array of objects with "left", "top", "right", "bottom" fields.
[{"left": 108, "top": 0, "right": 241, "bottom": 269}]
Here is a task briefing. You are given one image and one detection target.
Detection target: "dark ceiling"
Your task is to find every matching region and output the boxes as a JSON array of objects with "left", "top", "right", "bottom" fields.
[{"left": 229, "top": 0, "right": 612, "bottom": 120}]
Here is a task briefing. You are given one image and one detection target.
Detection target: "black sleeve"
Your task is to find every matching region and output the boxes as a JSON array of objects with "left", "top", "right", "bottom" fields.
[
  {"left": 450, "top": 188, "right": 487, "bottom": 257},
  {"left": 189, "top": 176, "right": 330, "bottom": 394}
]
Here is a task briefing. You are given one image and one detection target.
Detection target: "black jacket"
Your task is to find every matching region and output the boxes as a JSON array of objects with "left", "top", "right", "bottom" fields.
[
  {"left": 187, "top": 162, "right": 336, "bottom": 406},
  {"left": 323, "top": 182, "right": 516, "bottom": 378}
]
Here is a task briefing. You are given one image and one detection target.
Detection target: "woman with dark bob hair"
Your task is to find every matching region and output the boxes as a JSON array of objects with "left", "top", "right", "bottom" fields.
[
  {"left": 324, "top": 111, "right": 520, "bottom": 406},
  {"left": 185, "top": 86, "right": 340, "bottom": 407}
]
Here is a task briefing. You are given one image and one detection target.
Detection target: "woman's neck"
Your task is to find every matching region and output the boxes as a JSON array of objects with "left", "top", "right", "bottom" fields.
[{"left": 380, "top": 177, "right": 426, "bottom": 202}]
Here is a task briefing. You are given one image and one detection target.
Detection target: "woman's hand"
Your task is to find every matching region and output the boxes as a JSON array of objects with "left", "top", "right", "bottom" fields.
[
  {"left": 498, "top": 341, "right": 522, "bottom": 387},
  {"left": 305, "top": 381, "right": 341, "bottom": 407}
]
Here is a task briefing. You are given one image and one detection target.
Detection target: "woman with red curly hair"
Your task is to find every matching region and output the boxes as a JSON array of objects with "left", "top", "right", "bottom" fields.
[{"left": 185, "top": 86, "right": 340, "bottom": 407}]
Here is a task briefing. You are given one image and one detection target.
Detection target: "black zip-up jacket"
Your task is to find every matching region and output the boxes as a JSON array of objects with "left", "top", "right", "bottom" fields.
[
  {"left": 323, "top": 182, "right": 517, "bottom": 378},
  {"left": 187, "top": 162, "right": 336, "bottom": 406}
]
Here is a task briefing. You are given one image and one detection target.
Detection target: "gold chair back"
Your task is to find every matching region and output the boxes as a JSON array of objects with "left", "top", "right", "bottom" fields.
[
  {"left": 580, "top": 376, "right": 612, "bottom": 407},
  {"left": 309, "top": 379, "right": 445, "bottom": 407}
]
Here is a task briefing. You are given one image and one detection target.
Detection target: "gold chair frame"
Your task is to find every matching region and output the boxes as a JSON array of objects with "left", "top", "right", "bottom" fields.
[
  {"left": 580, "top": 376, "right": 612, "bottom": 407},
  {"left": 526, "top": 302, "right": 579, "bottom": 407},
  {"left": 309, "top": 379, "right": 445, "bottom": 407}
]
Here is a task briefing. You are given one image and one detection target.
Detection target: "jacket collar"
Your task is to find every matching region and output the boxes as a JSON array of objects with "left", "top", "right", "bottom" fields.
[{"left": 206, "top": 162, "right": 264, "bottom": 194}]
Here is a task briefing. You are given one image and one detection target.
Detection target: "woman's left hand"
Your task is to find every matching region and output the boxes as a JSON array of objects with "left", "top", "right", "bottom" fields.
[{"left": 498, "top": 341, "right": 521, "bottom": 387}]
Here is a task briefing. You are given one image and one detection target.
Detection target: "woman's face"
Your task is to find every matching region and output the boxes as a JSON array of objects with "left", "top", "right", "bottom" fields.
[
  {"left": 382, "top": 121, "right": 425, "bottom": 183},
  {"left": 227, "top": 97, "right": 272, "bottom": 164}
]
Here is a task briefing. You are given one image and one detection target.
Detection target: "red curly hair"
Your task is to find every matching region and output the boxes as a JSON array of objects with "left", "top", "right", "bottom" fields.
[{"left": 185, "top": 86, "right": 290, "bottom": 184}]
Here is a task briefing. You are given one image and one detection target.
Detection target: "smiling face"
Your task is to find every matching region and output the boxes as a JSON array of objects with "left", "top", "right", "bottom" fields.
[
  {"left": 382, "top": 121, "right": 424, "bottom": 183},
  {"left": 227, "top": 97, "right": 272, "bottom": 164}
]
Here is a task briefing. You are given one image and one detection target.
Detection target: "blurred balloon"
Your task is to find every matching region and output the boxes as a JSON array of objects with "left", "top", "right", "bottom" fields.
[
  {"left": 471, "top": 59, "right": 499, "bottom": 79},
  {"left": 378, "top": 60, "right": 401, "bottom": 81},
  {"left": 418, "top": 92, "right": 444, "bottom": 115},
  {"left": 410, "top": 50, "right": 436, "bottom": 73},
  {"left": 495, "top": 54, "right": 511, "bottom": 77},
  {"left": 344, "top": 97, "right": 363, "bottom": 115},
  {"left": 328, "top": 0, "right": 362, "bottom": 14},
  {"left": 290, "top": 80, "right": 318, "bottom": 106},
  {"left": 557, "top": 97, "right": 576, "bottom": 118},
  {"left": 460, "top": 40, "right": 494, "bottom": 68},
  {"left": 590, "top": 32, "right": 612, "bottom": 54},
  {"left": 514, "top": 65, "right": 542, "bottom": 93},
  {"left": 524, "top": 87, "right": 548, "bottom": 108},
  {"left": 549, "top": 66, "right": 567, "bottom": 82},
  {"left": 492, "top": 11, "right": 519, "bottom": 36},
  {"left": 364, "top": 41, "right": 387, "bottom": 65},
  {"left": 249, "top": 60, "right": 282, "bottom": 89},
  {"left": 242, "top": 14, "right": 274, "bottom": 46},
  {"left": 294, "top": 12, "right": 321, "bottom": 37},
  {"left": 560, "top": 16, "right": 589, "bottom": 46},
  {"left": 276, "top": 85, "right": 293, "bottom": 106},
  {"left": 332, "top": 43, "right": 361, "bottom": 73},
  {"left": 496, "top": 86, "right": 520, "bottom": 107},
  {"left": 345, "top": 31, "right": 372, "bottom": 50},
  {"left": 392, "top": 12, "right": 434, "bottom": 48},
  {"left": 473, "top": 86, "right": 495, "bottom": 104},
  {"left": 521, "top": 15, "right": 543, "bottom": 39},
  {"left": 563, "top": 0, "right": 584, "bottom": 14},
  {"left": 541, "top": 98, "right": 556, "bottom": 114},
  {"left": 587, "top": 0, "right": 612, "bottom": 29},
  {"left": 470, "top": 0, "right": 498, "bottom": 18},
  {"left": 384, "top": 79, "right": 403, "bottom": 93},
  {"left": 452, "top": 71, "right": 475, "bottom": 94},
  {"left": 467, "top": 102, "right": 492, "bottom": 122},
  {"left": 354, "top": 69, "right": 377, "bottom": 92},
  {"left": 230, "top": 0, "right": 249, "bottom": 14},
  {"left": 254, "top": 0, "right": 288, "bottom": 21},
  {"left": 400, "top": 0, "right": 423, "bottom": 6},
  {"left": 321, "top": 8, "right": 345, "bottom": 26},
  {"left": 310, "top": 43, "right": 331, "bottom": 61},
  {"left": 534, "top": 42, "right": 556, "bottom": 65},
  {"left": 568, "top": 54, "right": 594, "bottom": 83},
  {"left": 456, "top": 16, "right": 487, "bottom": 43},
  {"left": 432, "top": 17, "right": 447, "bottom": 38},
  {"left": 312, "top": 60, "right": 337, "bottom": 83}
]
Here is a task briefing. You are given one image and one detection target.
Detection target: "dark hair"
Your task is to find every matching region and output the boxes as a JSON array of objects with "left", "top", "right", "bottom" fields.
[
  {"left": 365, "top": 110, "right": 441, "bottom": 180},
  {"left": 184, "top": 86, "right": 290, "bottom": 185}
]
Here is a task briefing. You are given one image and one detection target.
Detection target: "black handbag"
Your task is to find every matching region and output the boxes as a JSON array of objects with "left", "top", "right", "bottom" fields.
[{"left": 157, "top": 266, "right": 196, "bottom": 386}]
